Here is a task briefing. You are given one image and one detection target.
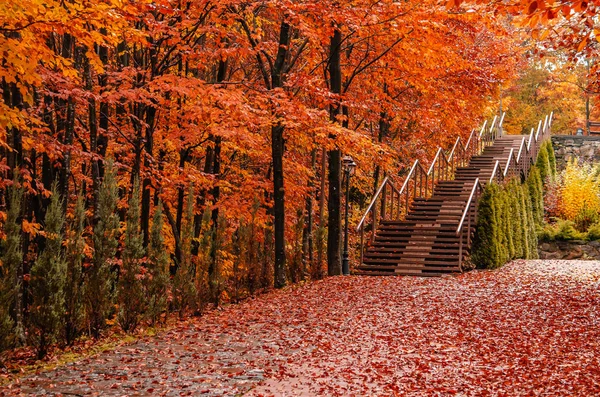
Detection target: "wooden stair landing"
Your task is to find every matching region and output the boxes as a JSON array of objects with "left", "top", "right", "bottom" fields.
[{"left": 355, "top": 135, "right": 526, "bottom": 277}]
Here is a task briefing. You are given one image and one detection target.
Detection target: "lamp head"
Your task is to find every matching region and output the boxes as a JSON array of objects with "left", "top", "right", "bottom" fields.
[{"left": 342, "top": 155, "right": 357, "bottom": 175}]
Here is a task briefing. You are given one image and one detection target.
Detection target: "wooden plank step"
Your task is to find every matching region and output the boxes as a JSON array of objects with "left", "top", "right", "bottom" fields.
[
  {"left": 363, "top": 258, "right": 460, "bottom": 266},
  {"left": 353, "top": 270, "right": 445, "bottom": 277},
  {"left": 366, "top": 245, "right": 459, "bottom": 253},
  {"left": 356, "top": 264, "right": 460, "bottom": 272},
  {"left": 365, "top": 247, "right": 460, "bottom": 256},
  {"left": 371, "top": 238, "right": 461, "bottom": 245}
]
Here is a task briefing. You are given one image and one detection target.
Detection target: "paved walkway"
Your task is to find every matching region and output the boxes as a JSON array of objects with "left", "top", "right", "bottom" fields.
[{"left": 2, "top": 260, "right": 600, "bottom": 396}]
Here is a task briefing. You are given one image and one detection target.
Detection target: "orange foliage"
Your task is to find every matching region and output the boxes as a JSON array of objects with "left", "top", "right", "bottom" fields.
[{"left": 0, "top": 0, "right": 522, "bottom": 285}]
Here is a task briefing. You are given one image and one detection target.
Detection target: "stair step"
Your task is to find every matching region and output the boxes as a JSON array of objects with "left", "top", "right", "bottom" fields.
[
  {"left": 363, "top": 259, "right": 460, "bottom": 267},
  {"left": 360, "top": 133, "right": 531, "bottom": 277},
  {"left": 354, "top": 270, "right": 445, "bottom": 277},
  {"left": 356, "top": 264, "right": 461, "bottom": 272}
]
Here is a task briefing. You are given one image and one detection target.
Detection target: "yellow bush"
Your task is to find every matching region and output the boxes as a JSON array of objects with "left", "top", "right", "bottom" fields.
[{"left": 559, "top": 159, "right": 600, "bottom": 220}]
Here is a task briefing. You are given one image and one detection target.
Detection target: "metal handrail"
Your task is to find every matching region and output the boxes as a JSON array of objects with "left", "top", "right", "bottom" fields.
[
  {"left": 489, "top": 160, "right": 501, "bottom": 184},
  {"left": 488, "top": 113, "right": 553, "bottom": 185},
  {"left": 503, "top": 148, "right": 514, "bottom": 178},
  {"left": 454, "top": 112, "right": 553, "bottom": 269},
  {"left": 455, "top": 178, "right": 483, "bottom": 271},
  {"left": 356, "top": 176, "right": 394, "bottom": 231},
  {"left": 456, "top": 178, "right": 482, "bottom": 235},
  {"left": 397, "top": 160, "right": 421, "bottom": 200},
  {"left": 427, "top": 148, "right": 444, "bottom": 175},
  {"left": 448, "top": 136, "right": 462, "bottom": 160},
  {"left": 356, "top": 113, "right": 506, "bottom": 266}
]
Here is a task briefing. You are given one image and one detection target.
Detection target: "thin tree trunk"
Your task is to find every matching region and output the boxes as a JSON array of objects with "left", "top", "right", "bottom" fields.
[
  {"left": 327, "top": 28, "right": 343, "bottom": 276},
  {"left": 316, "top": 147, "right": 327, "bottom": 279},
  {"left": 302, "top": 149, "right": 317, "bottom": 277},
  {"left": 141, "top": 107, "right": 156, "bottom": 246},
  {"left": 271, "top": 20, "right": 291, "bottom": 289},
  {"left": 5, "top": 78, "right": 26, "bottom": 346}
]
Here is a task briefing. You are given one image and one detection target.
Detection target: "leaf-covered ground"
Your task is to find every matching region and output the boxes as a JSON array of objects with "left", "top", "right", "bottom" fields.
[{"left": 2, "top": 260, "right": 600, "bottom": 396}]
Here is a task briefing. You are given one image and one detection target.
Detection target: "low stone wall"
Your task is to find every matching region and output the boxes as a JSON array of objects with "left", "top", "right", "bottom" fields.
[
  {"left": 551, "top": 135, "right": 600, "bottom": 171},
  {"left": 538, "top": 240, "right": 600, "bottom": 260}
]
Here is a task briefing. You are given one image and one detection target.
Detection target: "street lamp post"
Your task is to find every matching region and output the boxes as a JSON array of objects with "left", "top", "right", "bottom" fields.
[{"left": 342, "top": 155, "right": 357, "bottom": 276}]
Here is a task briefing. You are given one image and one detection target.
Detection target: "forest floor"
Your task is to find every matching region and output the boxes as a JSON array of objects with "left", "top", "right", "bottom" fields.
[{"left": 1, "top": 259, "right": 599, "bottom": 396}]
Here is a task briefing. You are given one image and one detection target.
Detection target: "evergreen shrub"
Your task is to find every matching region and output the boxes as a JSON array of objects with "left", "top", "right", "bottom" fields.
[
  {"left": 472, "top": 180, "right": 539, "bottom": 269},
  {"left": 536, "top": 143, "right": 551, "bottom": 183},
  {"left": 86, "top": 159, "right": 119, "bottom": 338},
  {"left": 118, "top": 178, "right": 145, "bottom": 333},
  {"left": 29, "top": 182, "right": 67, "bottom": 359}
]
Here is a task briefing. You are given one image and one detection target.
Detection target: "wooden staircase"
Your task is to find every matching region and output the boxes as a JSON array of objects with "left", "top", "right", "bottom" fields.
[{"left": 355, "top": 114, "right": 553, "bottom": 276}]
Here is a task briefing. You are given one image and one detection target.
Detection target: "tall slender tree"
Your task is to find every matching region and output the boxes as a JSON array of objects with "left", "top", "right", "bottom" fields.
[
  {"left": 86, "top": 160, "right": 119, "bottom": 338},
  {"left": 29, "top": 182, "right": 66, "bottom": 359}
]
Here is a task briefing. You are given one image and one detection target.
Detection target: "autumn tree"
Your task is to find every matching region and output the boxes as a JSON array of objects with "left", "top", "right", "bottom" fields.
[{"left": 0, "top": 0, "right": 528, "bottom": 355}]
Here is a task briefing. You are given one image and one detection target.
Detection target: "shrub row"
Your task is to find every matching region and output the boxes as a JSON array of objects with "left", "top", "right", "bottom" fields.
[
  {"left": 538, "top": 219, "right": 600, "bottom": 242},
  {"left": 0, "top": 160, "right": 272, "bottom": 360},
  {"left": 470, "top": 136, "right": 556, "bottom": 269},
  {"left": 471, "top": 178, "right": 541, "bottom": 269},
  {"left": 471, "top": 176, "right": 541, "bottom": 269},
  {"left": 536, "top": 139, "right": 557, "bottom": 184}
]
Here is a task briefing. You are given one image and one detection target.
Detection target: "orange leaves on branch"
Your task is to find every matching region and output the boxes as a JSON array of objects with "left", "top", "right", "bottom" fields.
[
  {"left": 528, "top": 1, "right": 538, "bottom": 14},
  {"left": 577, "top": 36, "right": 589, "bottom": 52},
  {"left": 22, "top": 220, "right": 41, "bottom": 236}
]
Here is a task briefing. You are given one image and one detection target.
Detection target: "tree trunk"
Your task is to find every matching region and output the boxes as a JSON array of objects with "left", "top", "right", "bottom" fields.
[
  {"left": 316, "top": 147, "right": 327, "bottom": 278},
  {"left": 327, "top": 28, "right": 343, "bottom": 276},
  {"left": 374, "top": 106, "right": 390, "bottom": 193},
  {"left": 271, "top": 123, "right": 287, "bottom": 288},
  {"left": 208, "top": 135, "right": 222, "bottom": 302},
  {"left": 302, "top": 149, "right": 317, "bottom": 276},
  {"left": 271, "top": 20, "right": 291, "bottom": 289},
  {"left": 141, "top": 106, "right": 156, "bottom": 246}
]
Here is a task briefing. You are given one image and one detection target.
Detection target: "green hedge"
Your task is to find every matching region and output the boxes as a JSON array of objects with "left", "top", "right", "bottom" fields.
[
  {"left": 538, "top": 220, "right": 600, "bottom": 242},
  {"left": 526, "top": 166, "right": 544, "bottom": 226},
  {"left": 535, "top": 139, "right": 557, "bottom": 184},
  {"left": 470, "top": 140, "right": 556, "bottom": 269},
  {"left": 471, "top": 180, "right": 539, "bottom": 269},
  {"left": 536, "top": 141, "right": 551, "bottom": 183},
  {"left": 546, "top": 140, "right": 557, "bottom": 178}
]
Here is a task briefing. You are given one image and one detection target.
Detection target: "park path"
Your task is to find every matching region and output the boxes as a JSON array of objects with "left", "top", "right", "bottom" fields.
[{"left": 2, "top": 260, "right": 600, "bottom": 396}]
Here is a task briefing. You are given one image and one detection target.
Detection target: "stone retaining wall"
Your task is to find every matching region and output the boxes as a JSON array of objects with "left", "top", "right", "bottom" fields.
[
  {"left": 538, "top": 240, "right": 600, "bottom": 260},
  {"left": 551, "top": 135, "right": 600, "bottom": 170}
]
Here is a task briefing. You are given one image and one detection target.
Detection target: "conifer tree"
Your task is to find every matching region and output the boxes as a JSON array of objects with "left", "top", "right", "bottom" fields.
[
  {"left": 194, "top": 205, "right": 212, "bottom": 308},
  {"left": 546, "top": 140, "right": 557, "bottom": 178},
  {"left": 510, "top": 182, "right": 524, "bottom": 259},
  {"left": 29, "top": 182, "right": 67, "bottom": 358},
  {"left": 500, "top": 188, "right": 515, "bottom": 260},
  {"left": 1, "top": 178, "right": 24, "bottom": 348},
  {"left": 472, "top": 184, "right": 504, "bottom": 269},
  {"left": 536, "top": 145, "right": 551, "bottom": 184},
  {"left": 145, "top": 201, "right": 169, "bottom": 325},
  {"left": 0, "top": 189, "right": 16, "bottom": 353},
  {"left": 209, "top": 213, "right": 228, "bottom": 307},
  {"left": 0, "top": 285, "right": 13, "bottom": 358},
  {"left": 173, "top": 184, "right": 197, "bottom": 317},
  {"left": 527, "top": 167, "right": 544, "bottom": 225},
  {"left": 518, "top": 185, "right": 530, "bottom": 259},
  {"left": 86, "top": 159, "right": 119, "bottom": 338},
  {"left": 524, "top": 188, "right": 539, "bottom": 259},
  {"left": 64, "top": 193, "right": 85, "bottom": 345},
  {"left": 493, "top": 185, "right": 509, "bottom": 264},
  {"left": 118, "top": 178, "right": 145, "bottom": 332}
]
